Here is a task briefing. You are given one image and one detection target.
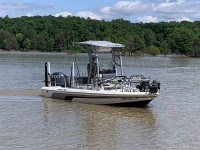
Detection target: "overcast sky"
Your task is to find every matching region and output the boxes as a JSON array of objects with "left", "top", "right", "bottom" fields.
[{"left": 0, "top": 0, "right": 200, "bottom": 23}]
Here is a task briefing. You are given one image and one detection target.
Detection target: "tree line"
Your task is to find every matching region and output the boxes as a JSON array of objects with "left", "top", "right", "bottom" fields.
[{"left": 1, "top": 15, "right": 200, "bottom": 56}]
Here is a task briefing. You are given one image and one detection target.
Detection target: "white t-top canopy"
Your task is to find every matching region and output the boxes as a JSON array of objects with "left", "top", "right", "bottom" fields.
[{"left": 74, "top": 41, "right": 124, "bottom": 48}]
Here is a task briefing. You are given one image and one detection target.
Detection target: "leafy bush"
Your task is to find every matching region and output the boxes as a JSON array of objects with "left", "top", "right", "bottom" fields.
[
  {"left": 147, "top": 46, "right": 160, "bottom": 56},
  {"left": 135, "top": 50, "right": 144, "bottom": 56}
]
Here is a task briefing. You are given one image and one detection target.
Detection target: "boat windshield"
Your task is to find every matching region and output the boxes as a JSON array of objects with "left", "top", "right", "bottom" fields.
[{"left": 98, "top": 54, "right": 113, "bottom": 70}]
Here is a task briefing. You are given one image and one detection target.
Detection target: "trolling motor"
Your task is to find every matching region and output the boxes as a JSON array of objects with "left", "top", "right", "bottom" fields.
[
  {"left": 136, "top": 79, "right": 160, "bottom": 93},
  {"left": 136, "top": 80, "right": 150, "bottom": 92},
  {"left": 149, "top": 80, "right": 160, "bottom": 93}
]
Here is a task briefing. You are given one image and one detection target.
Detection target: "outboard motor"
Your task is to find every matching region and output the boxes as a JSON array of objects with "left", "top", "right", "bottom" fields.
[
  {"left": 149, "top": 80, "right": 160, "bottom": 93},
  {"left": 136, "top": 80, "right": 150, "bottom": 92},
  {"left": 51, "top": 72, "right": 70, "bottom": 87}
]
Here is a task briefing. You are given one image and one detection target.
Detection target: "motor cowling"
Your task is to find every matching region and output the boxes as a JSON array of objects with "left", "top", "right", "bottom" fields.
[
  {"left": 149, "top": 80, "right": 160, "bottom": 93},
  {"left": 51, "top": 72, "right": 70, "bottom": 87}
]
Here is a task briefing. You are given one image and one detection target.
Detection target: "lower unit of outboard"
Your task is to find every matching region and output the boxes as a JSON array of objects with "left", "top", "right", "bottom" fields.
[
  {"left": 51, "top": 72, "right": 70, "bottom": 87},
  {"left": 149, "top": 80, "right": 160, "bottom": 93}
]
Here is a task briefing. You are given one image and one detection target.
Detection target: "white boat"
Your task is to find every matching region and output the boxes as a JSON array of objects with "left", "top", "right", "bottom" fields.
[{"left": 41, "top": 41, "right": 160, "bottom": 107}]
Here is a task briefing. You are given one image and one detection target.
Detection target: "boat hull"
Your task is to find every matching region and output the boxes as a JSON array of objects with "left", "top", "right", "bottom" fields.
[{"left": 41, "top": 86, "right": 158, "bottom": 106}]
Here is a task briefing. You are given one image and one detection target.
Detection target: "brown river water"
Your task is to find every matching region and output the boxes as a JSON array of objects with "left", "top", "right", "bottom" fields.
[{"left": 0, "top": 52, "right": 200, "bottom": 150}]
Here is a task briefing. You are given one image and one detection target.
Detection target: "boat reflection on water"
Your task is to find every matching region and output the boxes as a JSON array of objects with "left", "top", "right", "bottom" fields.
[{"left": 42, "top": 97, "right": 157, "bottom": 149}]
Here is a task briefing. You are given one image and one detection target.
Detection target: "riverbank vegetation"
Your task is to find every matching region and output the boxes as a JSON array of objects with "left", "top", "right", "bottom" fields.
[{"left": 1, "top": 15, "right": 200, "bottom": 56}]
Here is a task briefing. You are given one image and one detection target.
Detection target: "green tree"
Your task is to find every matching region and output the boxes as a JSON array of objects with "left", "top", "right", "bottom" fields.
[
  {"left": 148, "top": 45, "right": 160, "bottom": 56},
  {"left": 1, "top": 15, "right": 200, "bottom": 56},
  {"left": 126, "top": 35, "right": 145, "bottom": 55},
  {"left": 127, "top": 35, "right": 136, "bottom": 55},
  {"left": 189, "top": 38, "right": 200, "bottom": 57},
  {"left": 0, "top": 30, "right": 18, "bottom": 50},
  {"left": 55, "top": 29, "right": 70, "bottom": 51},
  {"left": 46, "top": 38, "right": 55, "bottom": 52},
  {"left": 143, "top": 29, "right": 156, "bottom": 47},
  {"left": 37, "top": 36, "right": 46, "bottom": 51},
  {"left": 167, "top": 27, "right": 195, "bottom": 55},
  {"left": 189, "top": 46, "right": 200, "bottom": 57},
  {"left": 16, "top": 33, "right": 24, "bottom": 49},
  {"left": 23, "top": 38, "right": 31, "bottom": 50},
  {"left": 160, "top": 41, "right": 171, "bottom": 55}
]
